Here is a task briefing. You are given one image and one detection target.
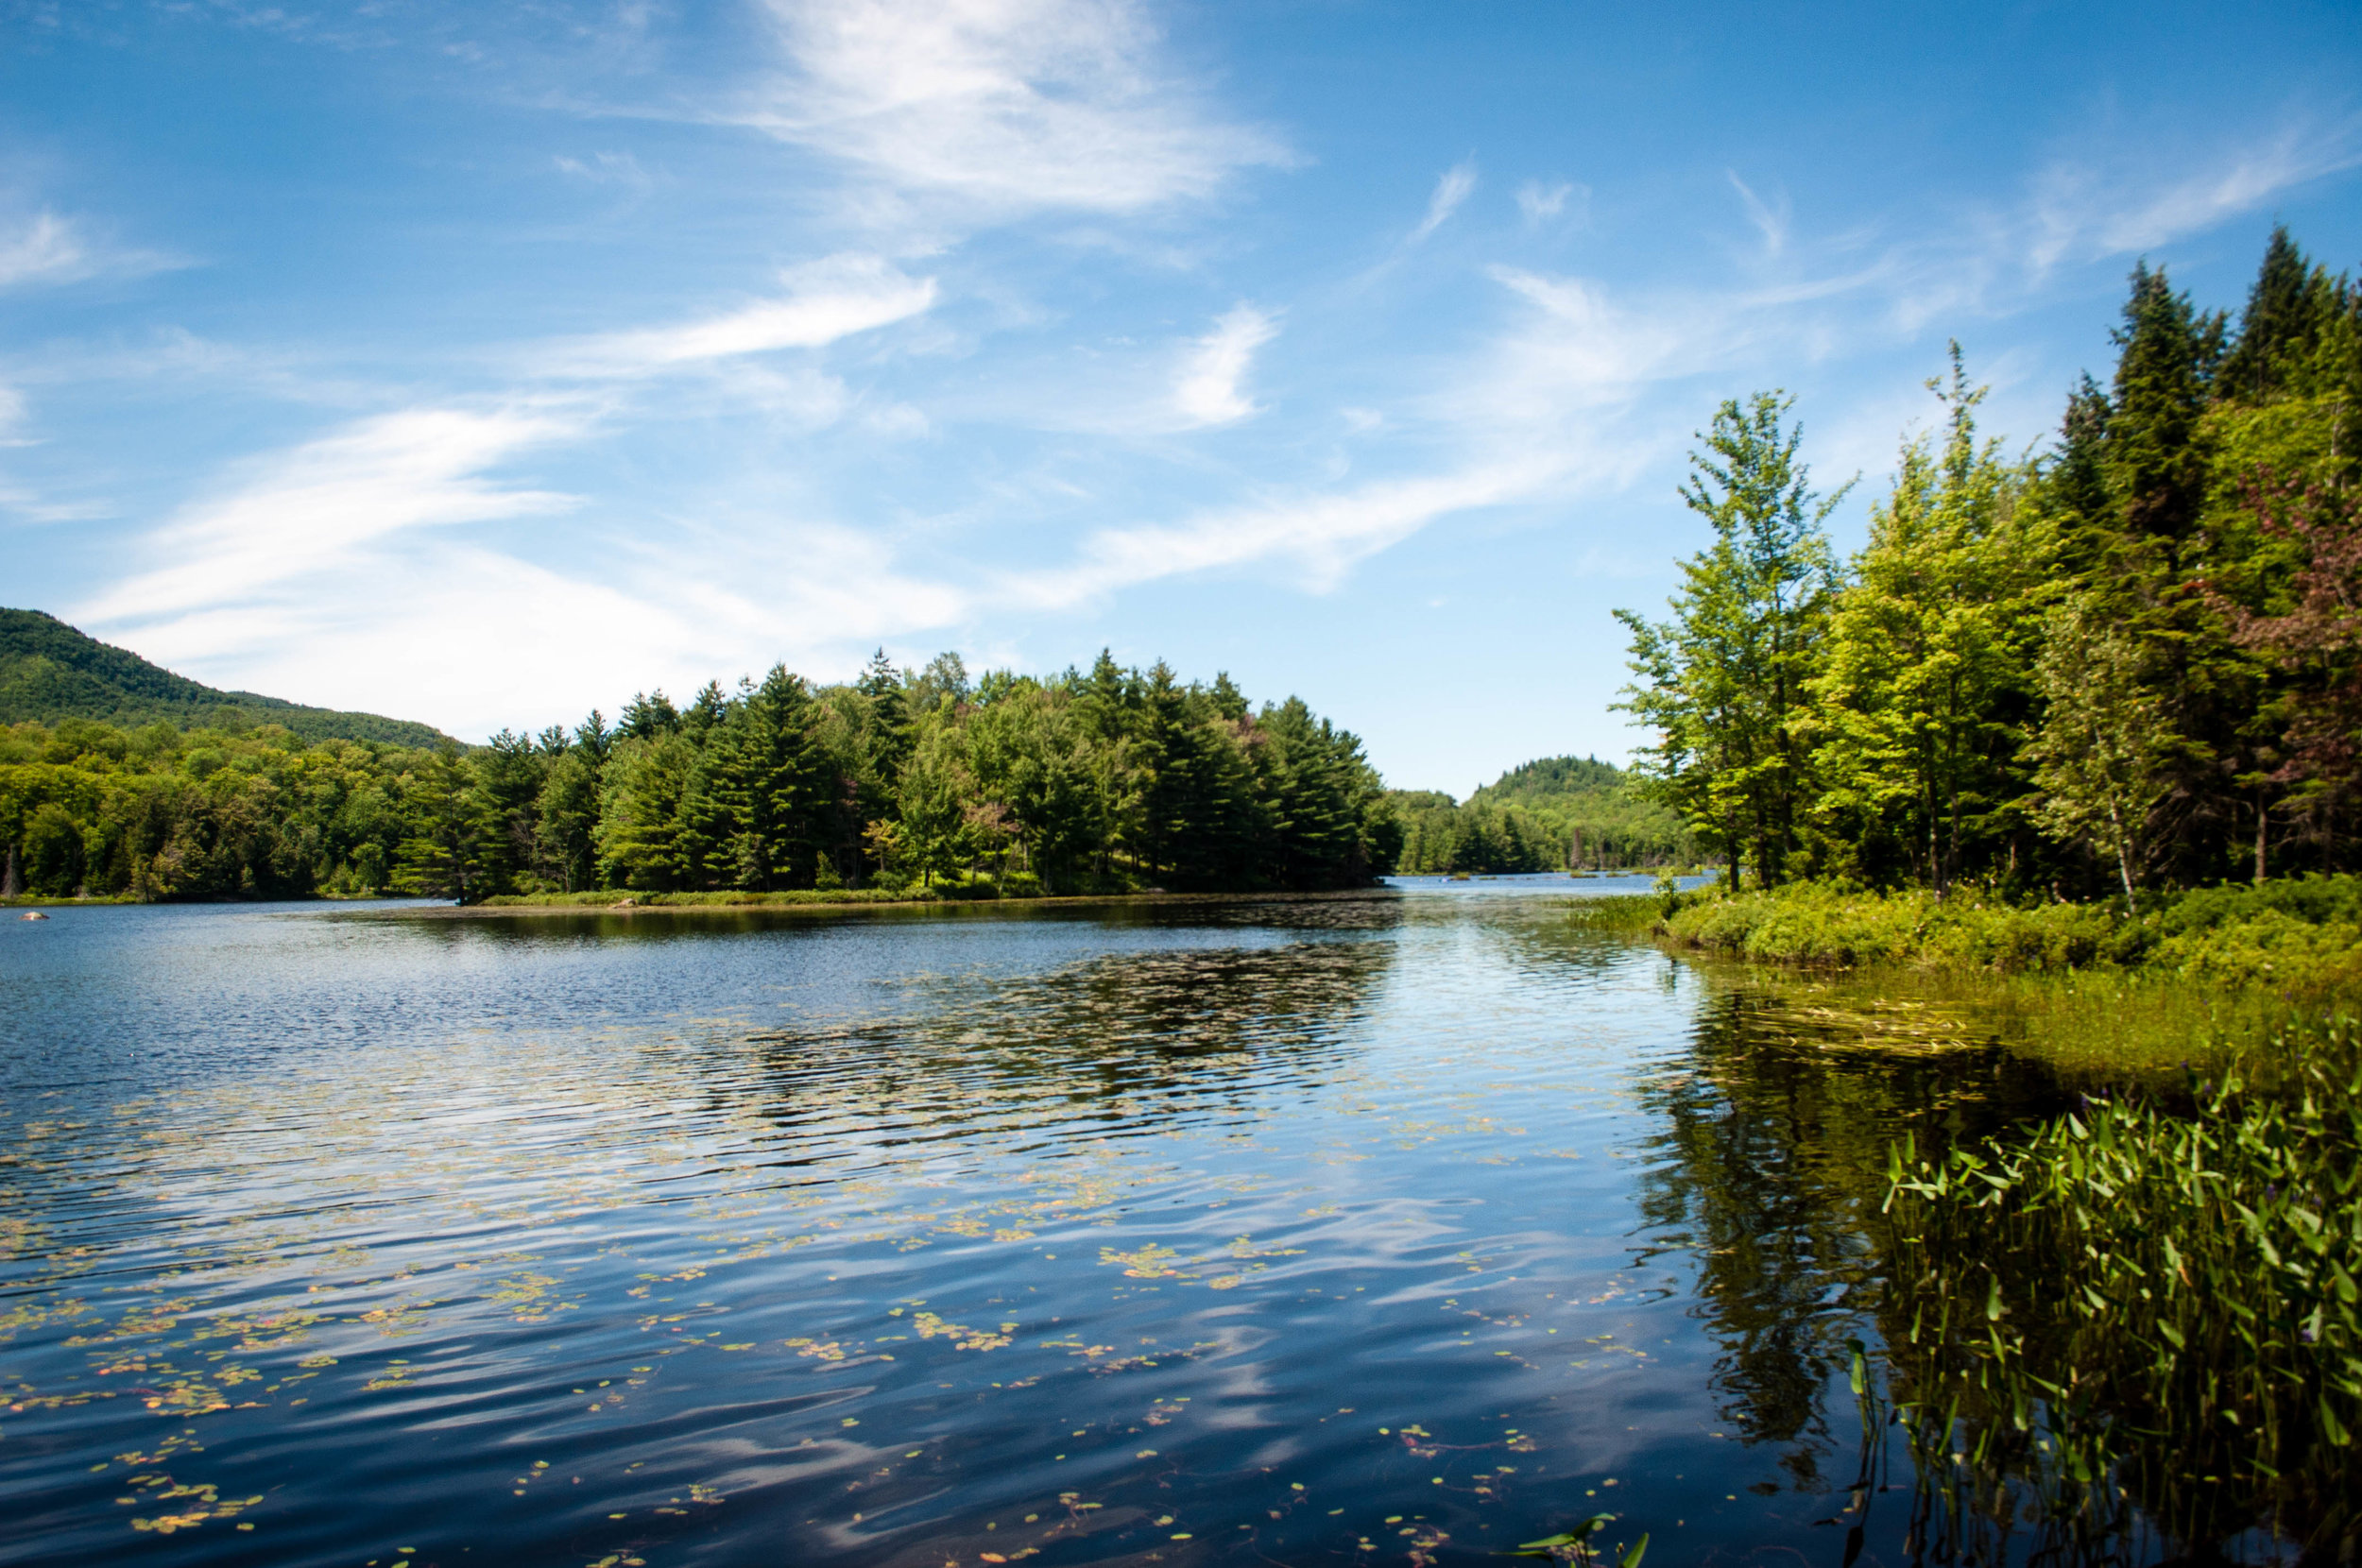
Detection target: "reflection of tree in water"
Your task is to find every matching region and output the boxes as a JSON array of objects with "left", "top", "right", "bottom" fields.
[
  {"left": 1633, "top": 982, "right": 2069, "bottom": 1493},
  {"left": 739, "top": 928, "right": 1397, "bottom": 1150}
]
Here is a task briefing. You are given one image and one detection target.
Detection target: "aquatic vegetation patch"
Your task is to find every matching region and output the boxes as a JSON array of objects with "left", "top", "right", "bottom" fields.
[{"left": 1879, "top": 1023, "right": 2362, "bottom": 1559}]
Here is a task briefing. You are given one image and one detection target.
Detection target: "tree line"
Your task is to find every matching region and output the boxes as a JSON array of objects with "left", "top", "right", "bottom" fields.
[
  {"left": 0, "top": 651, "right": 1399, "bottom": 901},
  {"left": 1618, "top": 226, "right": 2362, "bottom": 904}
]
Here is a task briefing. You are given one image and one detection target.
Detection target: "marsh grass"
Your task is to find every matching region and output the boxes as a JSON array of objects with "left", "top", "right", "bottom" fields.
[
  {"left": 1661, "top": 875, "right": 2362, "bottom": 996},
  {"left": 1878, "top": 1020, "right": 2362, "bottom": 1560},
  {"left": 1561, "top": 893, "right": 1666, "bottom": 934}
]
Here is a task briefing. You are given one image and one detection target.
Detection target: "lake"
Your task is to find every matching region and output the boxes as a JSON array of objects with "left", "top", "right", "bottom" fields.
[{"left": 2, "top": 878, "right": 2072, "bottom": 1567}]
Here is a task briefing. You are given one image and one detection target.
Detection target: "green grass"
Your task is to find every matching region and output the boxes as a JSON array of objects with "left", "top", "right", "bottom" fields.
[{"left": 1661, "top": 875, "right": 2362, "bottom": 994}]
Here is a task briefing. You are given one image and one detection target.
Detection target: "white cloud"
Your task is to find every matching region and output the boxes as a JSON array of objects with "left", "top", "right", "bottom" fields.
[
  {"left": 1515, "top": 179, "right": 1580, "bottom": 224},
  {"left": 77, "top": 406, "right": 579, "bottom": 629},
  {"left": 1005, "top": 458, "right": 1556, "bottom": 609},
  {"left": 0, "top": 206, "right": 180, "bottom": 290},
  {"left": 1727, "top": 172, "right": 1789, "bottom": 259},
  {"left": 1410, "top": 160, "right": 1476, "bottom": 242},
  {"left": 744, "top": 0, "right": 1286, "bottom": 217},
  {"left": 542, "top": 252, "right": 936, "bottom": 378},
  {"left": 0, "top": 212, "right": 87, "bottom": 288},
  {"left": 554, "top": 150, "right": 653, "bottom": 191},
  {"left": 2028, "top": 124, "right": 2361, "bottom": 274},
  {"left": 1172, "top": 304, "right": 1276, "bottom": 427}
]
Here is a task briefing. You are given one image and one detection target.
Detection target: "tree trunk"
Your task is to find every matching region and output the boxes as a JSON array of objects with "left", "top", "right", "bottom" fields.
[
  {"left": 2108, "top": 798, "right": 2137, "bottom": 912},
  {"left": 2254, "top": 790, "right": 2268, "bottom": 886},
  {"left": 2, "top": 842, "right": 18, "bottom": 898}
]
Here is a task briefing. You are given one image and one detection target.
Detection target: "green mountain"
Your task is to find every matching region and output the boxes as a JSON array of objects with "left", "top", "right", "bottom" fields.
[
  {"left": 0, "top": 608, "right": 454, "bottom": 748},
  {"left": 1389, "top": 754, "right": 1694, "bottom": 873},
  {"left": 1465, "top": 754, "right": 1629, "bottom": 809}
]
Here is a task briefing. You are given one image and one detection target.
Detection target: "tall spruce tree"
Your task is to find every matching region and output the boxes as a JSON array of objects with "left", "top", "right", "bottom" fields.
[{"left": 2220, "top": 225, "right": 2330, "bottom": 402}]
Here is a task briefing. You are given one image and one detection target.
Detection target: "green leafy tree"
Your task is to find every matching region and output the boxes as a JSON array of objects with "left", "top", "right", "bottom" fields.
[
  {"left": 1617, "top": 392, "right": 1847, "bottom": 886},
  {"left": 1809, "top": 349, "right": 2038, "bottom": 892},
  {"left": 2026, "top": 596, "right": 2171, "bottom": 908}
]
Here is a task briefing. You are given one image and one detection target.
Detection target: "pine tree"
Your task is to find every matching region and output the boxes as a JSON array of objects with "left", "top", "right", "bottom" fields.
[
  {"left": 722, "top": 665, "right": 830, "bottom": 888},
  {"left": 2220, "top": 225, "right": 2331, "bottom": 403},
  {"left": 2106, "top": 262, "right": 2222, "bottom": 546},
  {"left": 393, "top": 741, "right": 491, "bottom": 902}
]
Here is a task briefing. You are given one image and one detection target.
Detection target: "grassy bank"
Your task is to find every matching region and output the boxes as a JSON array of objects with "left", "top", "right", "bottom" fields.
[
  {"left": 475, "top": 884, "right": 1008, "bottom": 909},
  {"left": 1660, "top": 875, "right": 2362, "bottom": 993}
]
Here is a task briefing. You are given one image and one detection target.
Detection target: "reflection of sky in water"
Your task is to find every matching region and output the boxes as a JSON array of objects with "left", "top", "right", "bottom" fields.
[{"left": 0, "top": 891, "right": 2040, "bottom": 1567}]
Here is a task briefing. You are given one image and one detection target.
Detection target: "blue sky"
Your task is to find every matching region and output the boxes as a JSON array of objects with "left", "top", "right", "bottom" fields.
[{"left": 3, "top": 0, "right": 2358, "bottom": 793}]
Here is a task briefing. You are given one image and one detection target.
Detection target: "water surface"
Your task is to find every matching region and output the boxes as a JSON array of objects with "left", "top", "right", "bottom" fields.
[{"left": 2, "top": 879, "right": 2063, "bottom": 1566}]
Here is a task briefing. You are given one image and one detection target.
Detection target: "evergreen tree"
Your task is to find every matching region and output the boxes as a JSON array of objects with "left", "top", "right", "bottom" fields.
[
  {"left": 2106, "top": 262, "right": 2222, "bottom": 546},
  {"left": 393, "top": 741, "right": 491, "bottom": 902},
  {"left": 721, "top": 665, "right": 830, "bottom": 888},
  {"left": 573, "top": 708, "right": 612, "bottom": 764},
  {"left": 2220, "top": 225, "right": 2332, "bottom": 402},
  {"left": 473, "top": 728, "right": 548, "bottom": 894},
  {"left": 594, "top": 732, "right": 697, "bottom": 889},
  {"left": 616, "top": 690, "right": 680, "bottom": 741},
  {"left": 534, "top": 749, "right": 601, "bottom": 892}
]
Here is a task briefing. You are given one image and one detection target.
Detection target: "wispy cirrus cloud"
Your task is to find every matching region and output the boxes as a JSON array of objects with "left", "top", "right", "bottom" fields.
[
  {"left": 538, "top": 252, "right": 937, "bottom": 379},
  {"left": 0, "top": 208, "right": 176, "bottom": 290},
  {"left": 1515, "top": 179, "right": 1581, "bottom": 224},
  {"left": 1171, "top": 304, "right": 1276, "bottom": 427},
  {"left": 1004, "top": 458, "right": 1558, "bottom": 610},
  {"left": 2024, "top": 120, "right": 2362, "bottom": 276},
  {"left": 1409, "top": 160, "right": 1476, "bottom": 242},
  {"left": 1726, "top": 172, "right": 1789, "bottom": 259},
  {"left": 741, "top": 0, "right": 1288, "bottom": 218},
  {"left": 77, "top": 406, "right": 580, "bottom": 631}
]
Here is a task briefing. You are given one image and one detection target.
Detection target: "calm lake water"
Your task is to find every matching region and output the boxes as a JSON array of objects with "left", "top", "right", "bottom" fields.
[{"left": 2, "top": 878, "right": 2072, "bottom": 1568}]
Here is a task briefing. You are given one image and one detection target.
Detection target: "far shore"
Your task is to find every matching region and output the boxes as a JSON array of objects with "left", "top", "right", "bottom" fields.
[{"left": 368, "top": 885, "right": 1411, "bottom": 919}]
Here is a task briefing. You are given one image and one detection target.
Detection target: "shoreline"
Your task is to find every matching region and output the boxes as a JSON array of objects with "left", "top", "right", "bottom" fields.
[{"left": 365, "top": 886, "right": 1407, "bottom": 919}]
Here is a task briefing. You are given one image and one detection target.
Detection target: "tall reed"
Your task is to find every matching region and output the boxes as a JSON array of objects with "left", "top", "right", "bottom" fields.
[{"left": 1878, "top": 1021, "right": 2362, "bottom": 1559}]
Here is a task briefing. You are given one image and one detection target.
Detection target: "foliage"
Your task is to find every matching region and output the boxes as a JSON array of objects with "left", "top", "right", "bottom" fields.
[
  {"left": 1617, "top": 393, "right": 1847, "bottom": 887},
  {"left": 1807, "top": 348, "right": 2041, "bottom": 894},
  {"left": 1386, "top": 756, "right": 1694, "bottom": 874},
  {"left": 0, "top": 652, "right": 1396, "bottom": 903},
  {"left": 1881, "top": 1024, "right": 2362, "bottom": 1557},
  {"left": 1660, "top": 874, "right": 2362, "bottom": 994},
  {"left": 1620, "top": 225, "right": 2362, "bottom": 900}
]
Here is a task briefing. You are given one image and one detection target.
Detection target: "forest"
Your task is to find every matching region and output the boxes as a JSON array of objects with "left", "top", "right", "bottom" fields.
[
  {"left": 1618, "top": 225, "right": 2362, "bottom": 904},
  {"left": 1388, "top": 755, "right": 1694, "bottom": 873},
  {"left": 0, "top": 651, "right": 1398, "bottom": 902}
]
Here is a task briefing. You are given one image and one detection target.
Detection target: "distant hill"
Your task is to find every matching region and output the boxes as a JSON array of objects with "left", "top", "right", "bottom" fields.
[
  {"left": 1465, "top": 754, "right": 1628, "bottom": 810},
  {"left": 0, "top": 608, "right": 454, "bottom": 748},
  {"left": 1388, "top": 753, "right": 1694, "bottom": 873}
]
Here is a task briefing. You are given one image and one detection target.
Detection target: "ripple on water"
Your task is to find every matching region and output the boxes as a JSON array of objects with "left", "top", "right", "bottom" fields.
[{"left": 1, "top": 885, "right": 2062, "bottom": 1567}]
